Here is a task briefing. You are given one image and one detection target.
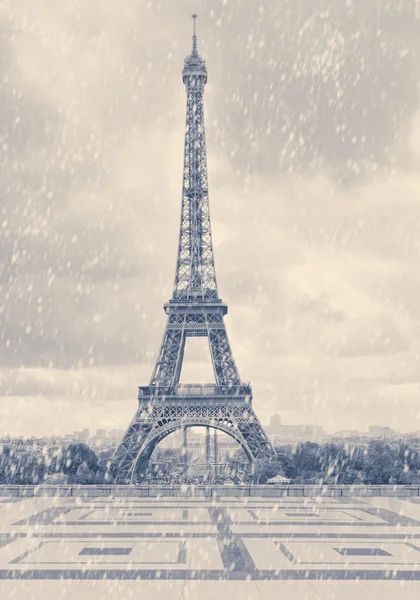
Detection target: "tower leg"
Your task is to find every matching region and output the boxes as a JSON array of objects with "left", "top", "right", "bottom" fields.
[
  {"left": 205, "top": 426, "right": 211, "bottom": 481},
  {"left": 213, "top": 429, "right": 218, "bottom": 480},
  {"left": 183, "top": 426, "right": 188, "bottom": 476}
]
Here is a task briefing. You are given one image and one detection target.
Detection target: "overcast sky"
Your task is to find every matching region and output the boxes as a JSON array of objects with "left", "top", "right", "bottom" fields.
[{"left": 1, "top": 0, "right": 419, "bottom": 437}]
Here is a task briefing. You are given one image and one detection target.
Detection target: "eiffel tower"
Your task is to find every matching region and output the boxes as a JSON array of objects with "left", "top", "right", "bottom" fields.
[{"left": 112, "top": 16, "right": 275, "bottom": 483}]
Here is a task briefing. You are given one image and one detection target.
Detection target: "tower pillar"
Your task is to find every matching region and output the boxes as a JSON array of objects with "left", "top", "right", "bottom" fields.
[
  {"left": 205, "top": 426, "right": 211, "bottom": 480},
  {"left": 183, "top": 426, "right": 188, "bottom": 475},
  {"left": 213, "top": 429, "right": 218, "bottom": 480}
]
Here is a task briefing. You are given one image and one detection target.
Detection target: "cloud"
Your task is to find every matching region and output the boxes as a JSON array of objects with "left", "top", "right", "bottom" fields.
[
  {"left": 0, "top": 1, "right": 419, "bottom": 435},
  {"left": 207, "top": 0, "right": 419, "bottom": 183}
]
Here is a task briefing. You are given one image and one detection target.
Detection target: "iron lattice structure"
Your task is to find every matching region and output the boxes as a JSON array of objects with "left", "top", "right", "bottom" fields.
[{"left": 112, "top": 19, "right": 275, "bottom": 483}]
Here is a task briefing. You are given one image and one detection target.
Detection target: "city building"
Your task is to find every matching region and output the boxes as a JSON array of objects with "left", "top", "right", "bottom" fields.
[
  {"left": 368, "top": 426, "right": 396, "bottom": 438},
  {"left": 266, "top": 414, "right": 326, "bottom": 444},
  {"left": 73, "top": 429, "right": 90, "bottom": 442},
  {"left": 333, "top": 430, "right": 361, "bottom": 439},
  {"left": 270, "top": 414, "right": 282, "bottom": 429}
]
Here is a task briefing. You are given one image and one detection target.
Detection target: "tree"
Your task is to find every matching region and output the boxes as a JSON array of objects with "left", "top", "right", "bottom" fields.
[
  {"left": 339, "top": 468, "right": 365, "bottom": 485},
  {"left": 61, "top": 443, "right": 98, "bottom": 480},
  {"left": 0, "top": 446, "right": 15, "bottom": 483},
  {"left": 20, "top": 455, "right": 46, "bottom": 484},
  {"left": 364, "top": 442, "right": 403, "bottom": 484},
  {"left": 275, "top": 448, "right": 295, "bottom": 479},
  {"left": 254, "top": 459, "right": 285, "bottom": 484},
  {"left": 292, "top": 442, "right": 323, "bottom": 482},
  {"left": 74, "top": 461, "right": 96, "bottom": 484},
  {"left": 0, "top": 446, "right": 46, "bottom": 484},
  {"left": 43, "top": 473, "right": 69, "bottom": 485}
]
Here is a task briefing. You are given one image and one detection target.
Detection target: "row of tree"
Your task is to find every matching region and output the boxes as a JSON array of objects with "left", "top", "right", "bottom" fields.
[
  {"left": 1, "top": 440, "right": 419, "bottom": 485},
  {"left": 255, "top": 441, "right": 420, "bottom": 485},
  {"left": 0, "top": 443, "right": 109, "bottom": 485}
]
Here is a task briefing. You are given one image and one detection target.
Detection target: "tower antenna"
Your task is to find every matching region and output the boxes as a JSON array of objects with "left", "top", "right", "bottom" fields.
[{"left": 192, "top": 14, "right": 198, "bottom": 55}]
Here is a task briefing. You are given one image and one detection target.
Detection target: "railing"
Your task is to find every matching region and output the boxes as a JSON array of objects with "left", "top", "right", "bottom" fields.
[
  {"left": 1, "top": 485, "right": 419, "bottom": 498},
  {"left": 138, "top": 384, "right": 252, "bottom": 399},
  {"left": 170, "top": 292, "right": 221, "bottom": 303}
]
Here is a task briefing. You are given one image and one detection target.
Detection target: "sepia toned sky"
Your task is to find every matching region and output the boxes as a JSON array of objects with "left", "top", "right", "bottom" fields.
[{"left": 0, "top": 0, "right": 419, "bottom": 436}]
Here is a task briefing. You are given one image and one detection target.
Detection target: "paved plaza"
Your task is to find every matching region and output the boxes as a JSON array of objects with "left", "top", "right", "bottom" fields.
[{"left": 1, "top": 493, "right": 420, "bottom": 598}]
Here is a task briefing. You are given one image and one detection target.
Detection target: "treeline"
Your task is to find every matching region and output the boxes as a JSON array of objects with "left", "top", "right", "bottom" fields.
[
  {"left": 255, "top": 440, "right": 420, "bottom": 485},
  {"left": 0, "top": 443, "right": 112, "bottom": 485},
  {"left": 1, "top": 439, "right": 419, "bottom": 485}
]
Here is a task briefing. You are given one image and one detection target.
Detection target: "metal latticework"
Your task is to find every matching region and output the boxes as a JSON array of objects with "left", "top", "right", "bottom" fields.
[
  {"left": 112, "top": 19, "right": 275, "bottom": 483},
  {"left": 150, "top": 313, "right": 240, "bottom": 387},
  {"left": 114, "top": 388, "right": 275, "bottom": 483},
  {"left": 174, "top": 23, "right": 216, "bottom": 301}
]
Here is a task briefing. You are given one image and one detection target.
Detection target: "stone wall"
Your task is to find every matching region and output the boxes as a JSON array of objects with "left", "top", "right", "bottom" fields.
[{"left": 0, "top": 484, "right": 419, "bottom": 497}]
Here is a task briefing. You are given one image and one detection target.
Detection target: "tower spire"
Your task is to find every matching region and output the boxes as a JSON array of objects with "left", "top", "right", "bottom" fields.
[
  {"left": 192, "top": 14, "right": 198, "bottom": 56},
  {"left": 179, "top": 15, "right": 211, "bottom": 301}
]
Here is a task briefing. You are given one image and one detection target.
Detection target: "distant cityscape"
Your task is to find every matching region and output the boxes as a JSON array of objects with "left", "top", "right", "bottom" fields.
[
  {"left": 0, "top": 428, "right": 125, "bottom": 448},
  {"left": 1, "top": 412, "right": 419, "bottom": 486},
  {"left": 2, "top": 413, "right": 419, "bottom": 447},
  {"left": 264, "top": 414, "right": 417, "bottom": 444}
]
